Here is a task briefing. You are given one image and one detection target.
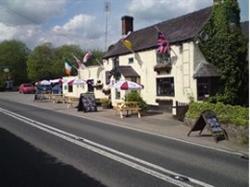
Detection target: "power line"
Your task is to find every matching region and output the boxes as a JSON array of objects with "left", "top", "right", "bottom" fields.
[{"left": 0, "top": 4, "right": 40, "bottom": 25}]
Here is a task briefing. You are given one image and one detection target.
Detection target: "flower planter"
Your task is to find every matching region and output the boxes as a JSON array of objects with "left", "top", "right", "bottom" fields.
[{"left": 154, "top": 63, "right": 172, "bottom": 74}]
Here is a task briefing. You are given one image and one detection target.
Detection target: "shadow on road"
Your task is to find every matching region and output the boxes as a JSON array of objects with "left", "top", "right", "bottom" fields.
[{"left": 0, "top": 128, "right": 106, "bottom": 187}]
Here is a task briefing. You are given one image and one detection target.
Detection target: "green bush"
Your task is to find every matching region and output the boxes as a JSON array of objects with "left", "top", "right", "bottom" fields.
[
  {"left": 186, "top": 102, "right": 249, "bottom": 126},
  {"left": 125, "top": 91, "right": 148, "bottom": 111},
  {"left": 100, "top": 98, "right": 111, "bottom": 108}
]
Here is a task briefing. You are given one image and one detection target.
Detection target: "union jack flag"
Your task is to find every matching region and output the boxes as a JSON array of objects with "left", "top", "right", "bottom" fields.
[{"left": 157, "top": 31, "right": 170, "bottom": 54}]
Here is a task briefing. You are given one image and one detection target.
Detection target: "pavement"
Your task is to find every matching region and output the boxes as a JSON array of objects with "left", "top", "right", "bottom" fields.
[{"left": 0, "top": 92, "right": 248, "bottom": 156}]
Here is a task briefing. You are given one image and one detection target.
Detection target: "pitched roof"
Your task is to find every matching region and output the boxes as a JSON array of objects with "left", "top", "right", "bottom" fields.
[
  {"left": 117, "top": 66, "right": 139, "bottom": 77},
  {"left": 104, "top": 7, "right": 212, "bottom": 59},
  {"left": 193, "top": 62, "right": 220, "bottom": 78}
]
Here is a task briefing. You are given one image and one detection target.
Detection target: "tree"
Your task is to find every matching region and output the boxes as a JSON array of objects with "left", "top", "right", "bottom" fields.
[
  {"left": 198, "top": 0, "right": 248, "bottom": 106},
  {"left": 27, "top": 43, "right": 55, "bottom": 81},
  {"left": 0, "top": 40, "right": 30, "bottom": 85},
  {"left": 53, "top": 45, "right": 83, "bottom": 76},
  {"left": 85, "top": 49, "right": 104, "bottom": 66}
]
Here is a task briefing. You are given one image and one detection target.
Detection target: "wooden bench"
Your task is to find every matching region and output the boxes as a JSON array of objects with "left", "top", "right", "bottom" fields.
[
  {"left": 114, "top": 101, "right": 141, "bottom": 119},
  {"left": 34, "top": 93, "right": 51, "bottom": 102},
  {"left": 64, "top": 96, "right": 79, "bottom": 108},
  {"left": 50, "top": 94, "right": 66, "bottom": 104}
]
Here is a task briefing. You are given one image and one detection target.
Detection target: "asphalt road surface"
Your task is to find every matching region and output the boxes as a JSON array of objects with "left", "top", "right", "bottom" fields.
[
  {"left": 0, "top": 98, "right": 248, "bottom": 187},
  {"left": 0, "top": 128, "right": 106, "bottom": 187}
]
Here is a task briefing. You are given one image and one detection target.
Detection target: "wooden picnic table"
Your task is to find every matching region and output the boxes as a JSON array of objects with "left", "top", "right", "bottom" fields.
[
  {"left": 50, "top": 94, "right": 66, "bottom": 103},
  {"left": 114, "top": 101, "right": 141, "bottom": 119},
  {"left": 64, "top": 96, "right": 79, "bottom": 108}
]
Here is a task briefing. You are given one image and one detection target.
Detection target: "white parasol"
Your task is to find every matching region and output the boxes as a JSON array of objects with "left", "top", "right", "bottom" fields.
[
  {"left": 113, "top": 80, "right": 143, "bottom": 90},
  {"left": 39, "top": 80, "right": 51, "bottom": 85}
]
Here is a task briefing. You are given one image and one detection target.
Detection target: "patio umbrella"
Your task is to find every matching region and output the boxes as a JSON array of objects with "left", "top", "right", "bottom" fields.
[
  {"left": 113, "top": 80, "right": 143, "bottom": 90},
  {"left": 73, "top": 78, "right": 86, "bottom": 85},
  {"left": 50, "top": 78, "right": 62, "bottom": 84},
  {"left": 39, "top": 80, "right": 51, "bottom": 85}
]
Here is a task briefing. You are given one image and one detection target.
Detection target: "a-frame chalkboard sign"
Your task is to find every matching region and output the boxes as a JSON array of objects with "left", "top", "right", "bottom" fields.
[
  {"left": 77, "top": 93, "right": 97, "bottom": 112},
  {"left": 187, "top": 110, "right": 228, "bottom": 142}
]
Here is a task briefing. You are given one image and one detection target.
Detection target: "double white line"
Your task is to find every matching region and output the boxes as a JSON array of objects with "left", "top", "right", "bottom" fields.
[{"left": 0, "top": 107, "right": 213, "bottom": 187}]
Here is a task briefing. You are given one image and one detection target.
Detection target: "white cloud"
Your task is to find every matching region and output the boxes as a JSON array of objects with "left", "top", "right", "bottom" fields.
[
  {"left": 0, "top": 0, "right": 218, "bottom": 50},
  {"left": 0, "top": 23, "right": 17, "bottom": 40},
  {"left": 52, "top": 14, "right": 96, "bottom": 34},
  {"left": 0, "top": 0, "right": 68, "bottom": 25},
  {"left": 51, "top": 14, "right": 104, "bottom": 48},
  {"left": 128, "top": 0, "right": 212, "bottom": 28},
  {"left": 0, "top": 22, "right": 43, "bottom": 47}
]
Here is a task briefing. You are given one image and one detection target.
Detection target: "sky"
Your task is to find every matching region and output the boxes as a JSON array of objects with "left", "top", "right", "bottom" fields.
[{"left": 0, "top": 0, "right": 248, "bottom": 50}]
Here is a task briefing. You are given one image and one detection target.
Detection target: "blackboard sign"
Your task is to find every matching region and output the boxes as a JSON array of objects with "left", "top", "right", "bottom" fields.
[
  {"left": 187, "top": 110, "right": 228, "bottom": 142},
  {"left": 77, "top": 93, "right": 97, "bottom": 112}
]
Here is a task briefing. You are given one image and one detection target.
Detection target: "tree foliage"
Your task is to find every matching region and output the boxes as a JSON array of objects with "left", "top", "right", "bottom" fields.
[
  {"left": 26, "top": 43, "right": 56, "bottom": 81},
  {"left": 0, "top": 40, "right": 30, "bottom": 85},
  {"left": 86, "top": 49, "right": 104, "bottom": 66},
  {"left": 54, "top": 45, "right": 83, "bottom": 76},
  {"left": 198, "top": 0, "right": 248, "bottom": 106},
  {"left": 27, "top": 43, "right": 105, "bottom": 82}
]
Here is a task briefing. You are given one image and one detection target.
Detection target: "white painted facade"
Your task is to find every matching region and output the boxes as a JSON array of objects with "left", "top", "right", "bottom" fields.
[
  {"left": 63, "top": 66, "right": 107, "bottom": 99},
  {"left": 63, "top": 41, "right": 207, "bottom": 110},
  {"left": 103, "top": 41, "right": 207, "bottom": 107}
]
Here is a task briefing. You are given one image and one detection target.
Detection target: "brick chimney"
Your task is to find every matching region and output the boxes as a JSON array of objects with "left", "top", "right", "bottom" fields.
[{"left": 121, "top": 16, "right": 134, "bottom": 35}]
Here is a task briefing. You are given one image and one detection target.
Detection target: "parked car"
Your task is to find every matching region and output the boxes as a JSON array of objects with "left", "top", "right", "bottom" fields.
[
  {"left": 36, "top": 84, "right": 52, "bottom": 94},
  {"left": 19, "top": 83, "right": 36, "bottom": 94}
]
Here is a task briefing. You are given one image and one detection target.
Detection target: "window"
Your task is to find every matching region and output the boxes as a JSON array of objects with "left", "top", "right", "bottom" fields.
[
  {"left": 156, "top": 77, "right": 175, "bottom": 96},
  {"left": 112, "top": 57, "right": 119, "bottom": 68},
  {"left": 68, "top": 85, "right": 73, "bottom": 92},
  {"left": 130, "top": 77, "right": 137, "bottom": 82},
  {"left": 105, "top": 71, "right": 111, "bottom": 85},
  {"left": 197, "top": 78, "right": 218, "bottom": 100},
  {"left": 115, "top": 89, "right": 120, "bottom": 99},
  {"left": 128, "top": 57, "right": 134, "bottom": 64}
]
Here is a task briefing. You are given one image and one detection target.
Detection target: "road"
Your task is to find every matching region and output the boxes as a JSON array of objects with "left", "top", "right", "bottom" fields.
[{"left": 0, "top": 98, "right": 248, "bottom": 187}]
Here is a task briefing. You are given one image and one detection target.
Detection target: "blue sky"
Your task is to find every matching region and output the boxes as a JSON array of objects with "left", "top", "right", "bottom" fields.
[{"left": 0, "top": 0, "right": 248, "bottom": 50}]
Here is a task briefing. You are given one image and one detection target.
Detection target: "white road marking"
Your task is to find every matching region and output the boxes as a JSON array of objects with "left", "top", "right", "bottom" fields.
[{"left": 0, "top": 107, "right": 214, "bottom": 187}]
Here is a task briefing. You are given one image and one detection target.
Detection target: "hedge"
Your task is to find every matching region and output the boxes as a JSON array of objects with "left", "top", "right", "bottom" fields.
[{"left": 186, "top": 102, "right": 249, "bottom": 126}]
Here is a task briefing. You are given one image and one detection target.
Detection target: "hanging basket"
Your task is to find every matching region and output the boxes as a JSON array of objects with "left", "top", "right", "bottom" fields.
[
  {"left": 154, "top": 63, "right": 172, "bottom": 74},
  {"left": 94, "top": 83, "right": 103, "bottom": 90},
  {"left": 102, "top": 88, "right": 111, "bottom": 95}
]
